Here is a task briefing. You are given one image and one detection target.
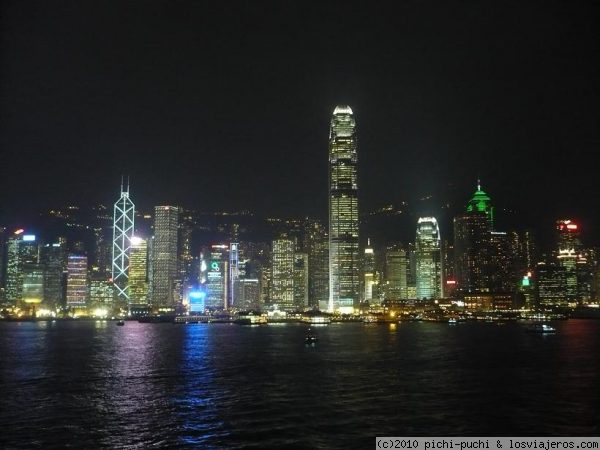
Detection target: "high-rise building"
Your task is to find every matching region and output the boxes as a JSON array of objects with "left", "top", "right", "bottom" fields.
[
  {"left": 466, "top": 180, "right": 494, "bottom": 229},
  {"left": 293, "top": 252, "right": 309, "bottom": 310},
  {"left": 151, "top": 206, "right": 179, "bottom": 310},
  {"left": 128, "top": 237, "right": 148, "bottom": 306},
  {"left": 0, "top": 226, "right": 6, "bottom": 296},
  {"left": 385, "top": 246, "right": 408, "bottom": 301},
  {"left": 328, "top": 105, "right": 359, "bottom": 313},
  {"left": 22, "top": 264, "right": 44, "bottom": 306},
  {"left": 89, "top": 278, "right": 114, "bottom": 312},
  {"left": 415, "top": 217, "right": 443, "bottom": 300},
  {"left": 272, "top": 238, "right": 295, "bottom": 310},
  {"left": 363, "top": 239, "right": 376, "bottom": 303},
  {"left": 40, "top": 242, "right": 66, "bottom": 311},
  {"left": 233, "top": 278, "right": 260, "bottom": 310},
  {"left": 555, "top": 219, "right": 585, "bottom": 304},
  {"left": 454, "top": 212, "right": 491, "bottom": 295},
  {"left": 536, "top": 261, "right": 567, "bottom": 308},
  {"left": 112, "top": 180, "right": 135, "bottom": 303},
  {"left": 305, "top": 220, "right": 328, "bottom": 310},
  {"left": 66, "top": 255, "right": 88, "bottom": 313},
  {"left": 202, "top": 245, "right": 228, "bottom": 310},
  {"left": 229, "top": 242, "right": 239, "bottom": 308},
  {"left": 6, "top": 230, "right": 39, "bottom": 304}
]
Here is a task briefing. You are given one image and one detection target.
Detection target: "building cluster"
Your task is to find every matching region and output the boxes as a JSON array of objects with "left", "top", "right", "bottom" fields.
[{"left": 1, "top": 106, "right": 598, "bottom": 318}]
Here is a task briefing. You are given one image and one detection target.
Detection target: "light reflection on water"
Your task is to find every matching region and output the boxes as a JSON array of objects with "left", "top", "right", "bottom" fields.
[{"left": 0, "top": 320, "right": 599, "bottom": 449}]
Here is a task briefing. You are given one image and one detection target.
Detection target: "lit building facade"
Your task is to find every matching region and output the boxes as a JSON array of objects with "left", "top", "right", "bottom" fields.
[
  {"left": 293, "top": 252, "right": 309, "bottom": 310},
  {"left": 40, "top": 242, "right": 66, "bottom": 311},
  {"left": 151, "top": 206, "right": 179, "bottom": 309},
  {"left": 112, "top": 180, "right": 135, "bottom": 303},
  {"left": 385, "top": 246, "right": 408, "bottom": 301},
  {"left": 415, "top": 217, "right": 442, "bottom": 300},
  {"left": 328, "top": 105, "right": 359, "bottom": 313},
  {"left": 305, "top": 220, "right": 329, "bottom": 310},
  {"left": 6, "top": 231, "right": 39, "bottom": 304},
  {"left": 202, "top": 245, "right": 228, "bottom": 310},
  {"left": 363, "top": 239, "right": 375, "bottom": 303},
  {"left": 128, "top": 237, "right": 148, "bottom": 306},
  {"left": 66, "top": 255, "right": 88, "bottom": 312},
  {"left": 272, "top": 238, "right": 295, "bottom": 310}
]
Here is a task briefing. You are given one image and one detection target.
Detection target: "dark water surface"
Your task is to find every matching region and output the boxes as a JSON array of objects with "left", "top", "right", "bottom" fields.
[{"left": 1, "top": 320, "right": 599, "bottom": 449}]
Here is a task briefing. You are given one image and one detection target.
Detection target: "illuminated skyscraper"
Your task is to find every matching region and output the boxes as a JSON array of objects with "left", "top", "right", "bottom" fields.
[
  {"left": 555, "top": 219, "right": 586, "bottom": 303},
  {"left": 385, "top": 246, "right": 409, "bottom": 301},
  {"left": 151, "top": 206, "right": 179, "bottom": 309},
  {"left": 40, "top": 242, "right": 66, "bottom": 311},
  {"left": 202, "top": 245, "right": 228, "bottom": 310},
  {"left": 467, "top": 180, "right": 494, "bottom": 229},
  {"left": 66, "top": 255, "right": 88, "bottom": 313},
  {"left": 293, "top": 252, "right": 309, "bottom": 310},
  {"left": 328, "top": 105, "right": 359, "bottom": 313},
  {"left": 128, "top": 237, "right": 148, "bottom": 305},
  {"left": 363, "top": 239, "right": 375, "bottom": 303},
  {"left": 112, "top": 179, "right": 135, "bottom": 303},
  {"left": 415, "top": 217, "right": 443, "bottom": 300},
  {"left": 272, "top": 237, "right": 295, "bottom": 310},
  {"left": 6, "top": 230, "right": 39, "bottom": 304},
  {"left": 305, "top": 220, "right": 329, "bottom": 310}
]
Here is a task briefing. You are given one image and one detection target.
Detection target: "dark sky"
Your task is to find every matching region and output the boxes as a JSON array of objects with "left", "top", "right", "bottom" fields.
[{"left": 1, "top": 1, "right": 600, "bottom": 239}]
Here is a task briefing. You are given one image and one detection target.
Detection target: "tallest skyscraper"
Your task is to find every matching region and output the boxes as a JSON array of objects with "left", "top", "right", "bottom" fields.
[{"left": 328, "top": 105, "right": 359, "bottom": 313}]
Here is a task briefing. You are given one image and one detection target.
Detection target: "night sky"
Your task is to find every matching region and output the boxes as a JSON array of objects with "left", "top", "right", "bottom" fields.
[{"left": 2, "top": 2, "right": 600, "bottom": 240}]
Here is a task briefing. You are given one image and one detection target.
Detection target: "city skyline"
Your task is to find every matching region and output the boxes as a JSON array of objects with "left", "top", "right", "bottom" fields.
[{"left": 2, "top": 2, "right": 600, "bottom": 234}]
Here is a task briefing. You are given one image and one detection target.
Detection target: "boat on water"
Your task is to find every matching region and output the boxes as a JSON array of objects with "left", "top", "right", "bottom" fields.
[
  {"left": 301, "top": 316, "right": 331, "bottom": 325},
  {"left": 527, "top": 323, "right": 556, "bottom": 333},
  {"left": 305, "top": 328, "right": 318, "bottom": 345},
  {"left": 448, "top": 318, "right": 457, "bottom": 324},
  {"left": 116, "top": 320, "right": 125, "bottom": 326}
]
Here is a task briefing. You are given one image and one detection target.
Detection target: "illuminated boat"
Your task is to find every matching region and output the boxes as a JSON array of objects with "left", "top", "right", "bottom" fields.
[{"left": 527, "top": 323, "right": 556, "bottom": 333}]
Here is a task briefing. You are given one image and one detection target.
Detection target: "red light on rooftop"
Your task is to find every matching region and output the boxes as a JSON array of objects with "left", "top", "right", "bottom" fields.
[
  {"left": 446, "top": 280, "right": 456, "bottom": 285},
  {"left": 14, "top": 229, "right": 24, "bottom": 235},
  {"left": 566, "top": 224, "right": 578, "bottom": 230}
]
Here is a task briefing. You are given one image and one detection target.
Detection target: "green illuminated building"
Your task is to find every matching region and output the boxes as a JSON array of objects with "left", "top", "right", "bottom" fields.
[{"left": 466, "top": 180, "right": 494, "bottom": 229}]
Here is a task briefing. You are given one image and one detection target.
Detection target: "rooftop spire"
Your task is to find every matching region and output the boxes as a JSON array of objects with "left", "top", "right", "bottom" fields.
[{"left": 477, "top": 177, "right": 481, "bottom": 191}]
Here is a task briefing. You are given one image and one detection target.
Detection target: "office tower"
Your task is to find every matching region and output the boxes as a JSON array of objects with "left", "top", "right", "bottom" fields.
[
  {"left": 385, "top": 246, "right": 408, "bottom": 300},
  {"left": 229, "top": 242, "right": 239, "bottom": 308},
  {"left": 272, "top": 237, "right": 295, "bottom": 310},
  {"left": 293, "top": 252, "right": 309, "bottom": 310},
  {"left": 536, "top": 261, "right": 567, "bottom": 308},
  {"left": 40, "top": 242, "right": 66, "bottom": 311},
  {"left": 364, "top": 239, "right": 376, "bottom": 303},
  {"left": 0, "top": 227, "right": 6, "bottom": 294},
  {"left": 22, "top": 264, "right": 44, "bottom": 307},
  {"left": 66, "top": 255, "right": 88, "bottom": 313},
  {"left": 466, "top": 180, "right": 494, "bottom": 229},
  {"left": 128, "top": 237, "right": 148, "bottom": 305},
  {"left": 489, "top": 231, "right": 517, "bottom": 293},
  {"left": 234, "top": 278, "right": 261, "bottom": 310},
  {"left": 202, "top": 245, "right": 228, "bottom": 310},
  {"left": 93, "top": 227, "right": 111, "bottom": 276},
  {"left": 555, "top": 220, "right": 586, "bottom": 304},
  {"left": 178, "top": 213, "right": 195, "bottom": 292},
  {"left": 151, "top": 206, "right": 179, "bottom": 309},
  {"left": 329, "top": 105, "right": 359, "bottom": 313},
  {"left": 454, "top": 212, "right": 491, "bottom": 295},
  {"left": 89, "top": 278, "right": 114, "bottom": 312},
  {"left": 305, "top": 220, "right": 329, "bottom": 310},
  {"left": 415, "top": 217, "right": 443, "bottom": 300},
  {"left": 6, "top": 230, "right": 39, "bottom": 304},
  {"left": 112, "top": 180, "right": 135, "bottom": 303}
]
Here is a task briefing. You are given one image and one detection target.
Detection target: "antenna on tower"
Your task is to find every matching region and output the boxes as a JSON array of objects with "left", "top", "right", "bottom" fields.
[
  {"left": 120, "top": 175, "right": 124, "bottom": 193},
  {"left": 126, "top": 175, "right": 130, "bottom": 194},
  {"left": 477, "top": 177, "right": 481, "bottom": 191}
]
